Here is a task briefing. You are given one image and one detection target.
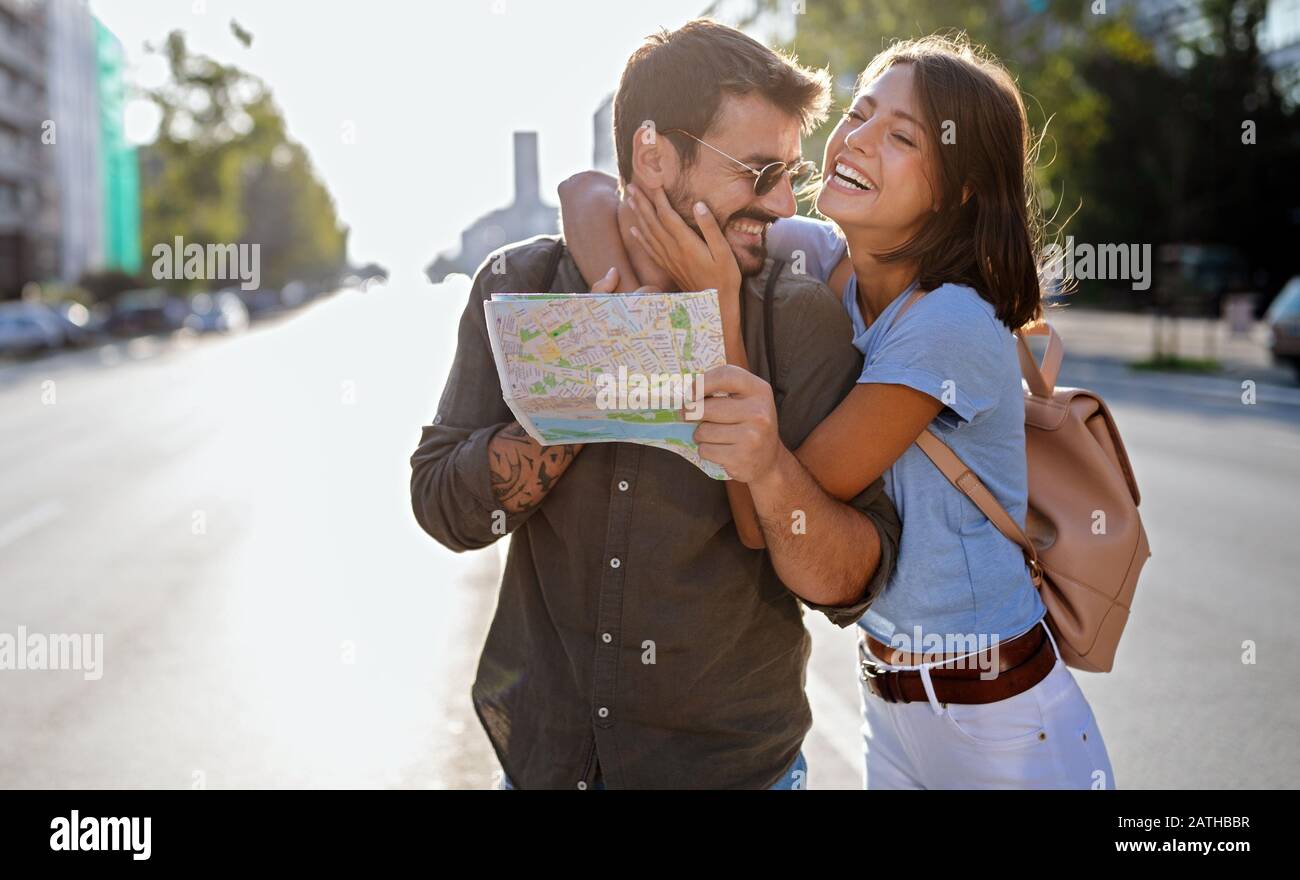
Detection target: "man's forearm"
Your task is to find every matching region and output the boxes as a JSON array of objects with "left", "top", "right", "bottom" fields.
[
  {"left": 747, "top": 446, "right": 881, "bottom": 606},
  {"left": 488, "top": 423, "right": 583, "bottom": 513}
]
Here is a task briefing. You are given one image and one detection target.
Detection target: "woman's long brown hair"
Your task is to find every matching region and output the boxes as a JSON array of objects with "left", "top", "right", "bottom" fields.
[{"left": 858, "top": 34, "right": 1045, "bottom": 330}]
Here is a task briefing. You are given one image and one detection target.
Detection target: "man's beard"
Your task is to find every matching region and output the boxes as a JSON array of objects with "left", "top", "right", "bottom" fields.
[{"left": 665, "top": 180, "right": 774, "bottom": 278}]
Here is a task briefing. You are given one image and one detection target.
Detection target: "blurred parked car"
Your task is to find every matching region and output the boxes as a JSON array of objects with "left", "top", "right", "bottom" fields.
[
  {"left": 280, "top": 281, "right": 310, "bottom": 308},
  {"left": 1156, "top": 244, "right": 1250, "bottom": 317},
  {"left": 0, "top": 302, "right": 66, "bottom": 356},
  {"left": 183, "top": 291, "right": 250, "bottom": 334},
  {"left": 108, "top": 289, "right": 189, "bottom": 337},
  {"left": 343, "top": 269, "right": 387, "bottom": 292},
  {"left": 353, "top": 262, "right": 389, "bottom": 290},
  {"left": 236, "top": 287, "right": 283, "bottom": 318},
  {"left": 1265, "top": 275, "right": 1300, "bottom": 378},
  {"left": 47, "top": 301, "right": 102, "bottom": 347}
]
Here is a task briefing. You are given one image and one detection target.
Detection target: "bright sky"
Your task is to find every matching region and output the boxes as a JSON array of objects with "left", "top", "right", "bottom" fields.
[{"left": 88, "top": 0, "right": 735, "bottom": 283}]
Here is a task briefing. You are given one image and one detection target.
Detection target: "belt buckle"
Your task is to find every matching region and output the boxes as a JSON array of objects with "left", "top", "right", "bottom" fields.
[
  {"left": 858, "top": 639, "right": 897, "bottom": 702},
  {"left": 859, "top": 655, "right": 887, "bottom": 681},
  {"left": 861, "top": 658, "right": 899, "bottom": 703}
]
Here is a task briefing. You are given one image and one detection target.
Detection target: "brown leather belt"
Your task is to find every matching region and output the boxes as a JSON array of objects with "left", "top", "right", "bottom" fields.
[{"left": 858, "top": 622, "right": 1056, "bottom": 705}]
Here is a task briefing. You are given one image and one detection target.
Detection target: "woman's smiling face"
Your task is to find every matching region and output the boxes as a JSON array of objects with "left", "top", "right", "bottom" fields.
[{"left": 817, "top": 62, "right": 939, "bottom": 250}]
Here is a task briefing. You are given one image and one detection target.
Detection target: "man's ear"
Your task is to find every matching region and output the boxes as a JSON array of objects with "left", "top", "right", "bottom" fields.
[{"left": 630, "top": 121, "right": 673, "bottom": 189}]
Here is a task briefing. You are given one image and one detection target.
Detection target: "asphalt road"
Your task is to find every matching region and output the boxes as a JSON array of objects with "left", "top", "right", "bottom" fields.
[
  {"left": 1, "top": 280, "right": 1297, "bottom": 788},
  {"left": 0, "top": 284, "right": 497, "bottom": 788}
]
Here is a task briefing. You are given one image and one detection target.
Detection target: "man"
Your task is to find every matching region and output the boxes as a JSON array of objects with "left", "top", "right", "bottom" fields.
[{"left": 410, "top": 19, "right": 899, "bottom": 789}]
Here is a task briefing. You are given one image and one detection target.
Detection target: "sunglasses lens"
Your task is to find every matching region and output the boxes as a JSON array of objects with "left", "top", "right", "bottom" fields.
[
  {"left": 755, "top": 165, "right": 785, "bottom": 197},
  {"left": 791, "top": 164, "right": 816, "bottom": 189}
]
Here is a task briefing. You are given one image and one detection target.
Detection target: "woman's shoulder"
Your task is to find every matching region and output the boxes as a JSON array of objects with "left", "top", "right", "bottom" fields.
[
  {"left": 882, "top": 283, "right": 1014, "bottom": 371},
  {"left": 766, "top": 215, "right": 845, "bottom": 282},
  {"left": 918, "top": 282, "right": 989, "bottom": 310},
  {"left": 913, "top": 283, "right": 1006, "bottom": 337}
]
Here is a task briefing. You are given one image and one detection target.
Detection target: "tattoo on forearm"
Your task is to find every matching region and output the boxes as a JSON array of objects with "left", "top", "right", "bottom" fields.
[{"left": 488, "top": 423, "right": 581, "bottom": 514}]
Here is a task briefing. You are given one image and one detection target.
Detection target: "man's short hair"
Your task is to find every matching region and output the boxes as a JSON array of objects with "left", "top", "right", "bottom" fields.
[{"left": 612, "top": 18, "right": 831, "bottom": 182}]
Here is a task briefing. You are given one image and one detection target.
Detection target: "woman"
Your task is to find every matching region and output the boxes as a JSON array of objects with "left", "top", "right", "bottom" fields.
[{"left": 559, "top": 34, "right": 1114, "bottom": 790}]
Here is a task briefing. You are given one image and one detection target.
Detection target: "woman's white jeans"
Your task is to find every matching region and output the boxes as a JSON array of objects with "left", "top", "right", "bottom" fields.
[{"left": 859, "top": 624, "right": 1116, "bottom": 789}]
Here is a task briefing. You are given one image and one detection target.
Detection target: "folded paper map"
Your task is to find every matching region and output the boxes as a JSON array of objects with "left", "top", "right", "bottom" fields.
[{"left": 484, "top": 290, "right": 729, "bottom": 479}]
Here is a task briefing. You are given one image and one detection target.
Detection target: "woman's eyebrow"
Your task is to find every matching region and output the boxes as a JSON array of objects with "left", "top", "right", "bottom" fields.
[{"left": 861, "top": 94, "right": 923, "bottom": 128}]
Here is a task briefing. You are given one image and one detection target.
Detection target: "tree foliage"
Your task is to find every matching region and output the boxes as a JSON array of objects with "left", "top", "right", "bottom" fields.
[
  {"left": 138, "top": 31, "right": 348, "bottom": 292},
  {"left": 741, "top": 0, "right": 1299, "bottom": 300}
]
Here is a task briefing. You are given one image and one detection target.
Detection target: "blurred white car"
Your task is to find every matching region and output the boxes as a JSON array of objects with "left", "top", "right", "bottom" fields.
[{"left": 184, "top": 291, "right": 250, "bottom": 334}]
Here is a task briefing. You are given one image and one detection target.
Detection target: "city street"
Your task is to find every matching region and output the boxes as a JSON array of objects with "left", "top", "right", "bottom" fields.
[{"left": 1, "top": 279, "right": 1298, "bottom": 789}]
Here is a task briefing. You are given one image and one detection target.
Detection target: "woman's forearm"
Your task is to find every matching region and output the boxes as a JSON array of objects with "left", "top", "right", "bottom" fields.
[
  {"left": 558, "top": 171, "right": 641, "bottom": 292},
  {"left": 795, "top": 382, "right": 945, "bottom": 501}
]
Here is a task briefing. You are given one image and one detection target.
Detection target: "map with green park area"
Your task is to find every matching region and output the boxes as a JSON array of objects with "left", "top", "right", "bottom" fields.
[{"left": 483, "top": 290, "right": 728, "bottom": 478}]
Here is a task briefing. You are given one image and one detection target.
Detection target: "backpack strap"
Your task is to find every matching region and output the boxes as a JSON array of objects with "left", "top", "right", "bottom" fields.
[
  {"left": 1017, "top": 322, "right": 1064, "bottom": 398},
  {"left": 913, "top": 431, "right": 1043, "bottom": 587},
  {"left": 761, "top": 260, "right": 784, "bottom": 385},
  {"left": 539, "top": 239, "right": 565, "bottom": 292}
]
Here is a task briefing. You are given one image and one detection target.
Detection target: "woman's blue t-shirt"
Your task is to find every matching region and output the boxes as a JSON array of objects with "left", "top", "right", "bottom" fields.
[{"left": 768, "top": 216, "right": 1045, "bottom": 648}]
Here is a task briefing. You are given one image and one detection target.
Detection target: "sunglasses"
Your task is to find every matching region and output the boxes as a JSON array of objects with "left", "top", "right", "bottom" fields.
[{"left": 661, "top": 129, "right": 819, "bottom": 197}]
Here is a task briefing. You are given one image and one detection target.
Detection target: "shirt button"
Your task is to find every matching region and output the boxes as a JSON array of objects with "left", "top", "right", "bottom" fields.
[
  {"left": 609, "top": 557, "right": 621, "bottom": 569},
  {"left": 617, "top": 480, "right": 629, "bottom": 492},
  {"left": 601, "top": 632, "right": 612, "bottom": 644},
  {"left": 577, "top": 781, "right": 588, "bottom": 790},
  {"left": 597, "top": 706, "right": 610, "bottom": 719}
]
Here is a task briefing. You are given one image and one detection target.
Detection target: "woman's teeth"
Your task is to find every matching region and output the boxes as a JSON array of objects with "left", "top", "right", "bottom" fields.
[{"left": 833, "top": 162, "right": 874, "bottom": 191}]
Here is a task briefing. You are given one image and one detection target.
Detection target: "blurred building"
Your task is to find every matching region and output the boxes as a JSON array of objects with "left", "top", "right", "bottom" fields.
[
  {"left": 1122, "top": 0, "right": 1300, "bottom": 72},
  {"left": 46, "top": 0, "right": 101, "bottom": 282},
  {"left": 94, "top": 15, "right": 138, "bottom": 274},
  {"left": 1261, "top": 0, "right": 1300, "bottom": 70},
  {"left": 1, "top": 0, "right": 137, "bottom": 298},
  {"left": 0, "top": 0, "right": 56, "bottom": 299},
  {"left": 425, "top": 131, "right": 557, "bottom": 282}
]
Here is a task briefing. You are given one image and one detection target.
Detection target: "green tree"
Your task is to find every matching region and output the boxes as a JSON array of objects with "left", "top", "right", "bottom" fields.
[
  {"left": 1167, "top": 0, "right": 1298, "bottom": 293},
  {"left": 737, "top": 0, "right": 1300, "bottom": 307},
  {"left": 138, "top": 31, "right": 348, "bottom": 292}
]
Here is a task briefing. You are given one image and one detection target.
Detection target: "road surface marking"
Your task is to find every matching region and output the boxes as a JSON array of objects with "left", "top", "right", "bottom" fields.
[{"left": 0, "top": 500, "right": 64, "bottom": 550}]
